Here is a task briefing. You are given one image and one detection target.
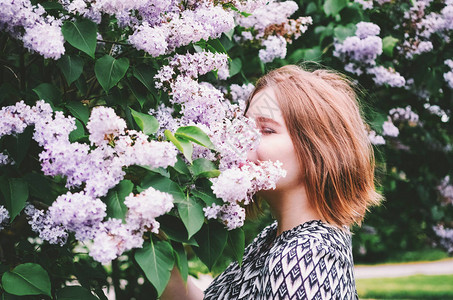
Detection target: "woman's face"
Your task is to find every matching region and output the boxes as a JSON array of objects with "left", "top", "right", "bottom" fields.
[{"left": 245, "top": 87, "right": 303, "bottom": 194}]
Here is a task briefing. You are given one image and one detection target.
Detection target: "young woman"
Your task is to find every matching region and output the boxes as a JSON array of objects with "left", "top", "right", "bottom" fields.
[{"left": 161, "top": 64, "right": 383, "bottom": 300}]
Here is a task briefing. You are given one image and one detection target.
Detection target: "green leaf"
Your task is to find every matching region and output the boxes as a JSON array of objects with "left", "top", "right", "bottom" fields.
[
  {"left": 175, "top": 126, "right": 215, "bottom": 150},
  {"left": 0, "top": 177, "right": 28, "bottom": 221},
  {"left": 95, "top": 55, "right": 130, "bottom": 93},
  {"left": 62, "top": 19, "right": 97, "bottom": 58},
  {"left": 189, "top": 158, "right": 220, "bottom": 178},
  {"left": 32, "top": 83, "right": 61, "bottom": 104},
  {"left": 135, "top": 240, "right": 175, "bottom": 297},
  {"left": 333, "top": 24, "right": 356, "bottom": 42},
  {"left": 66, "top": 101, "right": 89, "bottom": 124},
  {"left": 164, "top": 130, "right": 193, "bottom": 164},
  {"left": 57, "top": 55, "right": 84, "bottom": 85},
  {"left": 193, "top": 222, "right": 228, "bottom": 271},
  {"left": 105, "top": 180, "right": 133, "bottom": 221},
  {"left": 208, "top": 39, "right": 227, "bottom": 54},
  {"left": 177, "top": 197, "right": 204, "bottom": 239},
  {"left": 133, "top": 64, "right": 156, "bottom": 92},
  {"left": 140, "top": 172, "right": 185, "bottom": 203},
  {"left": 1, "top": 263, "right": 51, "bottom": 297},
  {"left": 191, "top": 179, "right": 223, "bottom": 206},
  {"left": 57, "top": 286, "right": 99, "bottom": 300},
  {"left": 304, "top": 46, "right": 322, "bottom": 61},
  {"left": 171, "top": 156, "right": 191, "bottom": 175},
  {"left": 382, "top": 36, "right": 399, "bottom": 57},
  {"left": 4, "top": 126, "right": 32, "bottom": 166},
  {"left": 23, "top": 172, "right": 56, "bottom": 205},
  {"left": 129, "top": 107, "right": 159, "bottom": 135},
  {"left": 324, "top": 0, "right": 347, "bottom": 16},
  {"left": 158, "top": 215, "right": 198, "bottom": 246},
  {"left": 228, "top": 228, "right": 245, "bottom": 266},
  {"left": 229, "top": 58, "right": 242, "bottom": 77},
  {"left": 69, "top": 119, "right": 86, "bottom": 142},
  {"left": 173, "top": 244, "right": 188, "bottom": 283}
]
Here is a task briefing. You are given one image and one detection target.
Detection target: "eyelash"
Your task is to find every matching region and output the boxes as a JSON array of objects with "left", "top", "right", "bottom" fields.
[{"left": 260, "top": 127, "right": 275, "bottom": 135}]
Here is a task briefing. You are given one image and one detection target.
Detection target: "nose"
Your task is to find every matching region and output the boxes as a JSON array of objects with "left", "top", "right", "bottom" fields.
[{"left": 246, "top": 147, "right": 258, "bottom": 164}]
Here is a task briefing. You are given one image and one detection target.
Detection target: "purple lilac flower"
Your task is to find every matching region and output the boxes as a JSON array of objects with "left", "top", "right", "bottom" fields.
[
  {"left": 437, "top": 176, "right": 453, "bottom": 206},
  {"left": 24, "top": 204, "right": 68, "bottom": 246},
  {"left": 48, "top": 192, "right": 107, "bottom": 241},
  {"left": 22, "top": 21, "right": 65, "bottom": 59},
  {"left": 128, "top": 22, "right": 169, "bottom": 57},
  {"left": 389, "top": 106, "right": 420, "bottom": 125},
  {"left": 259, "top": 35, "right": 288, "bottom": 63},
  {"left": 0, "top": 152, "right": 14, "bottom": 166},
  {"left": 382, "top": 119, "right": 399, "bottom": 137},
  {"left": 367, "top": 66, "right": 406, "bottom": 87},
  {"left": 433, "top": 224, "right": 453, "bottom": 253},
  {"left": 230, "top": 83, "right": 255, "bottom": 103},
  {"left": 86, "top": 106, "right": 127, "bottom": 146},
  {"left": 368, "top": 130, "right": 385, "bottom": 145},
  {"left": 203, "top": 203, "right": 246, "bottom": 230},
  {"left": 89, "top": 218, "right": 144, "bottom": 264},
  {"left": 355, "top": 22, "right": 380, "bottom": 39},
  {"left": 124, "top": 187, "right": 174, "bottom": 234}
]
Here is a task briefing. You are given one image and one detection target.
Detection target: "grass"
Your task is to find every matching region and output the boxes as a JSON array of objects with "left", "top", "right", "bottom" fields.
[
  {"left": 357, "top": 274, "right": 453, "bottom": 299},
  {"left": 355, "top": 249, "right": 451, "bottom": 265}
]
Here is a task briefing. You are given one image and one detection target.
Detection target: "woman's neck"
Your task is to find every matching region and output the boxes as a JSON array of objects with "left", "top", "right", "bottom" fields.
[{"left": 262, "top": 185, "right": 323, "bottom": 237}]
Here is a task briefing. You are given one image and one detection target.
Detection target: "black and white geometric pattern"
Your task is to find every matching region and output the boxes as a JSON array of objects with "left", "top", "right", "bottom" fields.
[{"left": 203, "top": 220, "right": 359, "bottom": 300}]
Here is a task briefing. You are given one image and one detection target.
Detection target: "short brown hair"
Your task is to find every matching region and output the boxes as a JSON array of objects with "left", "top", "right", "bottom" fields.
[{"left": 244, "top": 64, "right": 383, "bottom": 228}]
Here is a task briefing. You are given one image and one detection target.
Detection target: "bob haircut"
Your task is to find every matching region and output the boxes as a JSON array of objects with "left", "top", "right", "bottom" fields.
[{"left": 243, "top": 64, "right": 383, "bottom": 228}]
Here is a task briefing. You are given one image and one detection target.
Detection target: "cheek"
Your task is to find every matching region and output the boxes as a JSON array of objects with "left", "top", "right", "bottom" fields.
[{"left": 256, "top": 136, "right": 300, "bottom": 173}]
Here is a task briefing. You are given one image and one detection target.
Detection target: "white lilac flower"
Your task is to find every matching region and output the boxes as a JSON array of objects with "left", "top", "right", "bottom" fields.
[
  {"left": 48, "top": 192, "right": 107, "bottom": 241},
  {"left": 0, "top": 206, "right": 10, "bottom": 230},
  {"left": 124, "top": 187, "right": 174, "bottom": 233},
  {"left": 86, "top": 106, "right": 127, "bottom": 146},
  {"left": 90, "top": 218, "right": 144, "bottom": 264}
]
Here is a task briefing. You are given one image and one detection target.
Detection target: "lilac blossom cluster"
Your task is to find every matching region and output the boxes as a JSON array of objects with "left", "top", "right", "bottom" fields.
[
  {"left": 444, "top": 59, "right": 453, "bottom": 89},
  {"left": 433, "top": 224, "right": 453, "bottom": 253},
  {"left": 354, "top": 0, "right": 393, "bottom": 10},
  {"left": 400, "top": 0, "right": 453, "bottom": 59},
  {"left": 0, "top": 0, "right": 65, "bottom": 59},
  {"left": 154, "top": 51, "right": 230, "bottom": 90},
  {"left": 128, "top": 2, "right": 234, "bottom": 57},
  {"left": 234, "top": 1, "right": 312, "bottom": 63},
  {"left": 205, "top": 160, "right": 287, "bottom": 230},
  {"left": 229, "top": 83, "right": 255, "bottom": 103},
  {"left": 0, "top": 152, "right": 13, "bottom": 166},
  {"left": 0, "top": 206, "right": 10, "bottom": 230},
  {"left": 367, "top": 130, "right": 385, "bottom": 145},
  {"left": 334, "top": 21, "right": 406, "bottom": 87},
  {"left": 389, "top": 106, "right": 420, "bottom": 126},
  {"left": 437, "top": 175, "right": 453, "bottom": 206}
]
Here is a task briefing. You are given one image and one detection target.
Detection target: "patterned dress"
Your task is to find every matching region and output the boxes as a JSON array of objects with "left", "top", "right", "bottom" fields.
[{"left": 203, "top": 220, "right": 359, "bottom": 300}]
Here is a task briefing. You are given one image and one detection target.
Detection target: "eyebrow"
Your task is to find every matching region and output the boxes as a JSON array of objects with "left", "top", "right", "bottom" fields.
[{"left": 254, "top": 116, "right": 282, "bottom": 127}]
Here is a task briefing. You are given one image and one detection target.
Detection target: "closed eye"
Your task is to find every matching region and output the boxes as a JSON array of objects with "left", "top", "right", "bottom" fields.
[{"left": 260, "top": 127, "right": 275, "bottom": 135}]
